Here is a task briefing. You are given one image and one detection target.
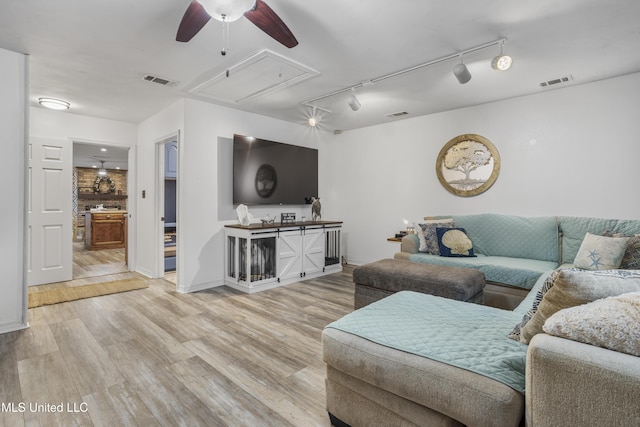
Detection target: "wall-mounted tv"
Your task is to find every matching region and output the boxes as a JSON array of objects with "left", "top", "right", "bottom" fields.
[{"left": 233, "top": 134, "right": 318, "bottom": 205}]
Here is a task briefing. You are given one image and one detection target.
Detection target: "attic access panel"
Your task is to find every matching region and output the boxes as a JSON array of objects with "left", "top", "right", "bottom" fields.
[{"left": 188, "top": 49, "right": 320, "bottom": 104}]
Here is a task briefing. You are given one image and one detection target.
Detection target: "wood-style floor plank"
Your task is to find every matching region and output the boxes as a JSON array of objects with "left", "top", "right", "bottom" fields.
[{"left": 0, "top": 265, "right": 355, "bottom": 426}]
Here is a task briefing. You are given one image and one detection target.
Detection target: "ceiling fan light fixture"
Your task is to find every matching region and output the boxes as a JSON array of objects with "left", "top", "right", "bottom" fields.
[
  {"left": 200, "top": 0, "right": 256, "bottom": 22},
  {"left": 453, "top": 58, "right": 472, "bottom": 84},
  {"left": 38, "top": 97, "right": 70, "bottom": 110}
]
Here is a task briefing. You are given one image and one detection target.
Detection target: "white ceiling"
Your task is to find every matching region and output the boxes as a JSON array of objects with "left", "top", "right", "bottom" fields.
[{"left": 1, "top": 1, "right": 639, "bottom": 133}]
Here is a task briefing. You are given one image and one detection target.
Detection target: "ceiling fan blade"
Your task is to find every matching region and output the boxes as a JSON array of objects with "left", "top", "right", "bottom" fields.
[
  {"left": 176, "top": 1, "right": 212, "bottom": 42},
  {"left": 244, "top": 0, "right": 298, "bottom": 48}
]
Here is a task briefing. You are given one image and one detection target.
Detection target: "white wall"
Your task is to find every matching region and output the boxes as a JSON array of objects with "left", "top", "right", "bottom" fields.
[
  {"left": 136, "top": 98, "right": 333, "bottom": 292},
  {"left": 328, "top": 72, "right": 640, "bottom": 265},
  {"left": 30, "top": 108, "right": 137, "bottom": 145},
  {"left": 0, "top": 48, "right": 27, "bottom": 333}
]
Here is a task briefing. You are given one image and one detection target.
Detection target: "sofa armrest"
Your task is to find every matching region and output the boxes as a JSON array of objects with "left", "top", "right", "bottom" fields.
[
  {"left": 400, "top": 234, "right": 419, "bottom": 254},
  {"left": 526, "top": 334, "right": 640, "bottom": 427}
]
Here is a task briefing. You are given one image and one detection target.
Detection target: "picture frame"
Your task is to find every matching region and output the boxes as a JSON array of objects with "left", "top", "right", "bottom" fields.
[{"left": 435, "top": 134, "right": 501, "bottom": 197}]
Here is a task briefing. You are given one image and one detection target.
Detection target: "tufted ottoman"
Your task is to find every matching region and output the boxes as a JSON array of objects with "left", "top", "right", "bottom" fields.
[{"left": 353, "top": 258, "right": 485, "bottom": 309}]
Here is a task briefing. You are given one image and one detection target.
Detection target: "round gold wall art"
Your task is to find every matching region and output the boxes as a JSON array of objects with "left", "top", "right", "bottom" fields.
[{"left": 436, "top": 134, "right": 500, "bottom": 197}]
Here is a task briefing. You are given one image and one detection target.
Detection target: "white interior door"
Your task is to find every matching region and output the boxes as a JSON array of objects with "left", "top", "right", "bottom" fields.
[{"left": 28, "top": 137, "right": 72, "bottom": 286}]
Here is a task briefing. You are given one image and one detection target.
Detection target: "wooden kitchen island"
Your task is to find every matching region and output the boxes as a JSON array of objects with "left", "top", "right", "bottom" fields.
[{"left": 85, "top": 210, "right": 128, "bottom": 251}]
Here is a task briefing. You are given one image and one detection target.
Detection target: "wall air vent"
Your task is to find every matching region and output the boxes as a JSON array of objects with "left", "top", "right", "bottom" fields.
[
  {"left": 386, "top": 111, "right": 409, "bottom": 118},
  {"left": 539, "top": 75, "right": 573, "bottom": 88},
  {"left": 142, "top": 74, "right": 178, "bottom": 87}
]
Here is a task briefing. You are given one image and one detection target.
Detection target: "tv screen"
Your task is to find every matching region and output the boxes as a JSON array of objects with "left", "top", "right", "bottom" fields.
[{"left": 233, "top": 134, "right": 318, "bottom": 205}]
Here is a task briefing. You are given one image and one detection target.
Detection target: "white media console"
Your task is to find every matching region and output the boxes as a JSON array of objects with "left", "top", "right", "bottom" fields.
[{"left": 224, "top": 221, "right": 342, "bottom": 293}]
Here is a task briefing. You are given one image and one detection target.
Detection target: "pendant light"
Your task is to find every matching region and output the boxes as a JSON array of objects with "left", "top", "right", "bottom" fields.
[{"left": 98, "top": 161, "right": 107, "bottom": 176}]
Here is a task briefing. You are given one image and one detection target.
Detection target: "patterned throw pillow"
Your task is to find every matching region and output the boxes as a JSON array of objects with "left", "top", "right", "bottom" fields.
[
  {"left": 417, "top": 219, "right": 455, "bottom": 254},
  {"left": 603, "top": 231, "right": 640, "bottom": 270},
  {"left": 436, "top": 227, "right": 475, "bottom": 257},
  {"left": 573, "top": 232, "right": 629, "bottom": 270},
  {"left": 543, "top": 291, "right": 640, "bottom": 357},
  {"left": 519, "top": 269, "right": 640, "bottom": 344},
  {"left": 508, "top": 269, "right": 565, "bottom": 341}
]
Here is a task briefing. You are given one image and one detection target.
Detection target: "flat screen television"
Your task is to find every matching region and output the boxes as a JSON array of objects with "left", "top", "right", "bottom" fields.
[{"left": 233, "top": 134, "right": 318, "bottom": 205}]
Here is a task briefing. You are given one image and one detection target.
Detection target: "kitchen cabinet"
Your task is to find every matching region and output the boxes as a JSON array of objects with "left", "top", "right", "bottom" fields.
[{"left": 85, "top": 210, "right": 127, "bottom": 250}]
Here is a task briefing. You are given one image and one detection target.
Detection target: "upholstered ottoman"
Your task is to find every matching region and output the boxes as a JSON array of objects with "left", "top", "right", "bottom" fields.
[{"left": 353, "top": 258, "right": 485, "bottom": 309}]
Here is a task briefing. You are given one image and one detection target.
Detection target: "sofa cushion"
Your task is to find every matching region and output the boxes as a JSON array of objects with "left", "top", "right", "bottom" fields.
[
  {"left": 453, "top": 213, "right": 559, "bottom": 262},
  {"left": 436, "top": 227, "right": 475, "bottom": 257},
  {"left": 519, "top": 269, "right": 640, "bottom": 344},
  {"left": 573, "top": 232, "right": 629, "bottom": 270},
  {"left": 543, "top": 291, "right": 640, "bottom": 356},
  {"left": 604, "top": 232, "right": 640, "bottom": 269},
  {"left": 407, "top": 253, "right": 556, "bottom": 289},
  {"left": 558, "top": 216, "right": 640, "bottom": 265},
  {"left": 417, "top": 218, "right": 455, "bottom": 254},
  {"left": 326, "top": 291, "right": 528, "bottom": 393}
]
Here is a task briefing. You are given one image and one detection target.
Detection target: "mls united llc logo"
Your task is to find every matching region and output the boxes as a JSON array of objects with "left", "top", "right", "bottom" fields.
[{"left": 1, "top": 402, "right": 88, "bottom": 413}]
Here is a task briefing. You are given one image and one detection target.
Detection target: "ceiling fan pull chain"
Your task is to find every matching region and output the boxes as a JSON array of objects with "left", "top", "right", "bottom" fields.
[{"left": 221, "top": 15, "right": 229, "bottom": 56}]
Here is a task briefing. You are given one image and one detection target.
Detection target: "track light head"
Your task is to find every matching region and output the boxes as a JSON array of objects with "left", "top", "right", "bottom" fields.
[
  {"left": 453, "top": 62, "right": 472, "bottom": 84},
  {"left": 491, "top": 41, "right": 513, "bottom": 71},
  {"left": 347, "top": 94, "right": 361, "bottom": 111}
]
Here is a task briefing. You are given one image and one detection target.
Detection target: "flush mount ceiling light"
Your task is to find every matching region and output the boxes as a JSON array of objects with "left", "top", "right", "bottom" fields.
[
  {"left": 347, "top": 89, "right": 361, "bottom": 111},
  {"left": 453, "top": 55, "right": 472, "bottom": 84},
  {"left": 38, "top": 97, "right": 70, "bottom": 110},
  {"left": 491, "top": 41, "right": 513, "bottom": 71}
]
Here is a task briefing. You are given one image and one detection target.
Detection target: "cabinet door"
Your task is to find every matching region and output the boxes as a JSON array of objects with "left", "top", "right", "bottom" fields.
[
  {"left": 302, "top": 228, "right": 325, "bottom": 276},
  {"left": 165, "top": 141, "right": 178, "bottom": 178},
  {"left": 278, "top": 230, "right": 303, "bottom": 281}
]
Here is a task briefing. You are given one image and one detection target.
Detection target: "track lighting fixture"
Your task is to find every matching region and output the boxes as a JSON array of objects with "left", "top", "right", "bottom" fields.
[
  {"left": 453, "top": 55, "right": 472, "bottom": 84},
  {"left": 301, "top": 38, "right": 510, "bottom": 111},
  {"left": 38, "top": 97, "right": 70, "bottom": 110},
  {"left": 491, "top": 41, "right": 513, "bottom": 71},
  {"left": 347, "top": 90, "right": 361, "bottom": 111}
]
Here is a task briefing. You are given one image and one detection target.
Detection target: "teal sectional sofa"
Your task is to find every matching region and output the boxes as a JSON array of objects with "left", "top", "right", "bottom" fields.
[
  {"left": 395, "top": 213, "right": 640, "bottom": 308},
  {"left": 324, "top": 213, "right": 640, "bottom": 427}
]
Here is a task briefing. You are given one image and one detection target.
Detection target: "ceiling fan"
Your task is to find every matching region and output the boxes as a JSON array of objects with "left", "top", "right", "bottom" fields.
[{"left": 176, "top": 0, "right": 298, "bottom": 50}]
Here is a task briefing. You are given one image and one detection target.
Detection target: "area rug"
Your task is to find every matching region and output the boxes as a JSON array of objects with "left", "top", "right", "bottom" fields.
[{"left": 28, "top": 279, "right": 148, "bottom": 308}]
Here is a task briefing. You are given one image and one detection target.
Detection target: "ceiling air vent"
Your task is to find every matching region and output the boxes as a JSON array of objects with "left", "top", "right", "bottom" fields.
[
  {"left": 539, "top": 75, "right": 573, "bottom": 88},
  {"left": 386, "top": 111, "right": 409, "bottom": 118},
  {"left": 142, "top": 74, "right": 178, "bottom": 87}
]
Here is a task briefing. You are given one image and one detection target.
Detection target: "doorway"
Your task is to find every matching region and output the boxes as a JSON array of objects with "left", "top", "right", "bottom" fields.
[
  {"left": 72, "top": 142, "right": 130, "bottom": 280},
  {"left": 158, "top": 135, "right": 178, "bottom": 284}
]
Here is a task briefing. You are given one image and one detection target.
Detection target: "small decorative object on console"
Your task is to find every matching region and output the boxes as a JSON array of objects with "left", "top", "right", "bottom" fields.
[
  {"left": 236, "top": 204, "right": 253, "bottom": 226},
  {"left": 281, "top": 212, "right": 296, "bottom": 224},
  {"left": 311, "top": 197, "right": 321, "bottom": 221},
  {"left": 260, "top": 214, "right": 275, "bottom": 225}
]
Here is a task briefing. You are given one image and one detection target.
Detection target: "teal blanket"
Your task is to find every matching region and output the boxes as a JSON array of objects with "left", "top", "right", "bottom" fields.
[{"left": 326, "top": 291, "right": 528, "bottom": 393}]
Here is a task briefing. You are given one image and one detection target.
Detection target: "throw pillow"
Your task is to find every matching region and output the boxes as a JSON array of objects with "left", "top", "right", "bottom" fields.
[
  {"left": 417, "top": 219, "right": 455, "bottom": 254},
  {"left": 436, "top": 227, "right": 475, "bottom": 257},
  {"left": 603, "top": 231, "right": 640, "bottom": 270},
  {"left": 573, "top": 232, "right": 629, "bottom": 270},
  {"left": 543, "top": 291, "right": 640, "bottom": 357},
  {"left": 519, "top": 269, "right": 640, "bottom": 344},
  {"left": 508, "top": 269, "right": 564, "bottom": 341}
]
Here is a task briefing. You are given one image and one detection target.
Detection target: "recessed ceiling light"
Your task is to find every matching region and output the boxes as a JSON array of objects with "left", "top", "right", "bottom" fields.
[
  {"left": 38, "top": 98, "right": 70, "bottom": 110},
  {"left": 101, "top": 148, "right": 107, "bottom": 152}
]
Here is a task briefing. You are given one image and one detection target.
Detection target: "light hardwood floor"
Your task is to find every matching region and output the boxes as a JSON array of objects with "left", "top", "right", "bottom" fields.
[{"left": 2, "top": 265, "right": 355, "bottom": 426}]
